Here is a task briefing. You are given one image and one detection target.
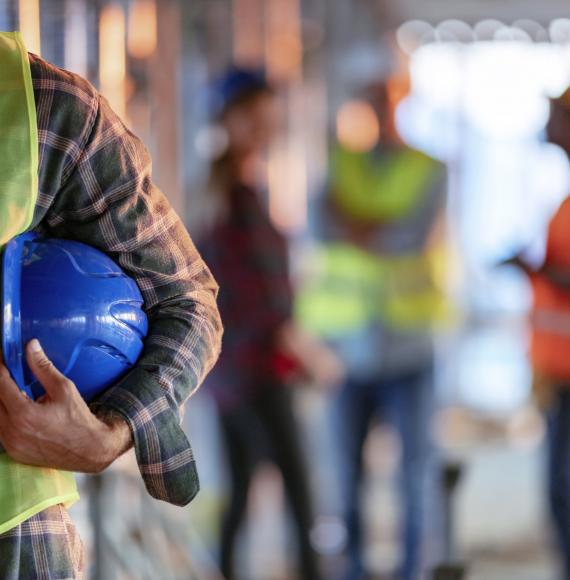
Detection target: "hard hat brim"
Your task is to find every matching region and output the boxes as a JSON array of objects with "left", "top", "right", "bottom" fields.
[{"left": 1, "top": 232, "right": 34, "bottom": 397}]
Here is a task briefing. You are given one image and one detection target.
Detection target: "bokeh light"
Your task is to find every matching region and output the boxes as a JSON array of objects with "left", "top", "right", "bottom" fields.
[
  {"left": 127, "top": 0, "right": 157, "bottom": 59},
  {"left": 18, "top": 0, "right": 40, "bottom": 55},
  {"left": 99, "top": 4, "right": 127, "bottom": 121}
]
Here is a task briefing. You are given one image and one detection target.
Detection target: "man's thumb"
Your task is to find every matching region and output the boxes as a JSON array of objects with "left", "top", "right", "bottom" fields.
[{"left": 25, "top": 339, "right": 70, "bottom": 399}]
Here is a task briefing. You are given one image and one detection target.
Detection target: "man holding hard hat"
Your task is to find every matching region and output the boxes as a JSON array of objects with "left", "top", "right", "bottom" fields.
[{"left": 0, "top": 32, "right": 222, "bottom": 578}]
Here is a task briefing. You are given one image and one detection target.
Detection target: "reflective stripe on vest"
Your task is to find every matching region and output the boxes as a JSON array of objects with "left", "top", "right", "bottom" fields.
[
  {"left": 0, "top": 32, "right": 78, "bottom": 535},
  {"left": 296, "top": 243, "right": 385, "bottom": 337},
  {"left": 533, "top": 309, "right": 570, "bottom": 337},
  {"left": 296, "top": 242, "right": 448, "bottom": 337},
  {"left": 382, "top": 246, "right": 449, "bottom": 329}
]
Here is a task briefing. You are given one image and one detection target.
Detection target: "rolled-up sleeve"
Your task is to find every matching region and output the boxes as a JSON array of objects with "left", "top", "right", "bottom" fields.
[{"left": 42, "top": 93, "right": 223, "bottom": 506}]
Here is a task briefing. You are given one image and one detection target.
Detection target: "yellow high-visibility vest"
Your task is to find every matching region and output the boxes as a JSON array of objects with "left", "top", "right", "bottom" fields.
[
  {"left": 330, "top": 144, "right": 441, "bottom": 222},
  {"left": 297, "top": 145, "right": 448, "bottom": 337},
  {"left": 380, "top": 244, "right": 449, "bottom": 330},
  {"left": 0, "top": 32, "right": 78, "bottom": 535},
  {"left": 296, "top": 243, "right": 448, "bottom": 337},
  {"left": 296, "top": 243, "right": 385, "bottom": 337}
]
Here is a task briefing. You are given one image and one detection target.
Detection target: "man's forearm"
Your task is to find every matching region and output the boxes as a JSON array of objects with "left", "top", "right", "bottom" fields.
[{"left": 94, "top": 410, "right": 133, "bottom": 468}]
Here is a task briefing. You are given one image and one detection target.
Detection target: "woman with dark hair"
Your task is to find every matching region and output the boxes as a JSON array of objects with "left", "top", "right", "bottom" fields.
[{"left": 198, "top": 67, "right": 339, "bottom": 580}]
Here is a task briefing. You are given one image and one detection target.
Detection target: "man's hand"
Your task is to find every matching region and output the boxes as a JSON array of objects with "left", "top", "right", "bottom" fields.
[
  {"left": 0, "top": 339, "right": 133, "bottom": 473},
  {"left": 276, "top": 321, "right": 345, "bottom": 389}
]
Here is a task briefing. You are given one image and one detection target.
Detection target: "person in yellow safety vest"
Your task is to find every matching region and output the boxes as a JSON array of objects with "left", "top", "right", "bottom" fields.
[
  {"left": 502, "top": 85, "right": 570, "bottom": 579},
  {"left": 0, "top": 34, "right": 221, "bottom": 579},
  {"left": 297, "top": 76, "right": 448, "bottom": 580}
]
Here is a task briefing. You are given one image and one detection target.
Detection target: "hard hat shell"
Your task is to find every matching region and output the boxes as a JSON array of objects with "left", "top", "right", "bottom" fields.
[{"left": 2, "top": 233, "right": 148, "bottom": 402}]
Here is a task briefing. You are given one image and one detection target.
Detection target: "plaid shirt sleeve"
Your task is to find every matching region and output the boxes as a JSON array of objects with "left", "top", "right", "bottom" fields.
[{"left": 29, "top": 56, "right": 222, "bottom": 506}]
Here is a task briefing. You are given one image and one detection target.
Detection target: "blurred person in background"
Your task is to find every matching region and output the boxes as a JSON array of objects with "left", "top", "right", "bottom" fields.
[
  {"left": 503, "top": 86, "right": 570, "bottom": 580},
  {"left": 197, "top": 67, "right": 341, "bottom": 580},
  {"left": 298, "top": 71, "right": 448, "bottom": 580}
]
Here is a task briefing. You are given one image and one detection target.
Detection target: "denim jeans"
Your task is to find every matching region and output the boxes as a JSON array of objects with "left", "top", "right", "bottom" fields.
[
  {"left": 546, "top": 389, "right": 570, "bottom": 579},
  {"left": 218, "top": 387, "right": 320, "bottom": 580},
  {"left": 334, "top": 366, "right": 437, "bottom": 580}
]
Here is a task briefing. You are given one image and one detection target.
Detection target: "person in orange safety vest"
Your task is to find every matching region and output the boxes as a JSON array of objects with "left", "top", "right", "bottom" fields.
[{"left": 505, "top": 85, "right": 570, "bottom": 578}]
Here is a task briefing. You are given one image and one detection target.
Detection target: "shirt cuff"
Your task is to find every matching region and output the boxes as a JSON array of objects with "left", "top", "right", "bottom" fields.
[{"left": 90, "top": 367, "right": 200, "bottom": 506}]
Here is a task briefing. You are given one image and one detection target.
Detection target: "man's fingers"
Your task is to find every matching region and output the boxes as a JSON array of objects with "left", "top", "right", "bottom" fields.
[
  {"left": 0, "top": 399, "right": 9, "bottom": 431},
  {"left": 25, "top": 339, "right": 71, "bottom": 400},
  {"left": 0, "top": 362, "right": 29, "bottom": 413}
]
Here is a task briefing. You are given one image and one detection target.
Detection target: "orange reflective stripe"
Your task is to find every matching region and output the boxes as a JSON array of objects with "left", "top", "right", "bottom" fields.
[{"left": 533, "top": 309, "right": 570, "bottom": 337}]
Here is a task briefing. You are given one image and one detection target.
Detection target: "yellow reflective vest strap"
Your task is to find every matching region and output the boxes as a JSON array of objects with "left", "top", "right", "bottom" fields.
[
  {"left": 296, "top": 242, "right": 449, "bottom": 337},
  {"left": 381, "top": 245, "right": 449, "bottom": 329},
  {"left": 0, "top": 32, "right": 79, "bottom": 535},
  {"left": 0, "top": 32, "right": 38, "bottom": 244},
  {"left": 330, "top": 144, "right": 443, "bottom": 222},
  {"left": 0, "top": 457, "right": 78, "bottom": 535},
  {"left": 295, "top": 243, "right": 385, "bottom": 337}
]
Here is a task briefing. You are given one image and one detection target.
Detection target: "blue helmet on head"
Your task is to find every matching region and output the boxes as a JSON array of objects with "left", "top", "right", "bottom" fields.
[
  {"left": 2, "top": 233, "right": 148, "bottom": 402},
  {"left": 209, "top": 66, "right": 272, "bottom": 119}
]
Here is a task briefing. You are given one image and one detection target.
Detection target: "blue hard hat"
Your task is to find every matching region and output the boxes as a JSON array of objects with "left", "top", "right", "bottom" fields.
[
  {"left": 209, "top": 66, "right": 271, "bottom": 119},
  {"left": 1, "top": 233, "right": 148, "bottom": 402}
]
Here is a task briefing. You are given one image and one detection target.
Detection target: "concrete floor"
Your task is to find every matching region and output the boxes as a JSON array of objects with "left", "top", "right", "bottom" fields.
[{"left": 70, "top": 393, "right": 561, "bottom": 579}]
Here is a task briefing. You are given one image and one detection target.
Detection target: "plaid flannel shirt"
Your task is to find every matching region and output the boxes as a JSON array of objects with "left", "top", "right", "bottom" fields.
[
  {"left": 0, "top": 505, "right": 85, "bottom": 579},
  {"left": 24, "top": 54, "right": 222, "bottom": 506},
  {"left": 198, "top": 184, "right": 292, "bottom": 410}
]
